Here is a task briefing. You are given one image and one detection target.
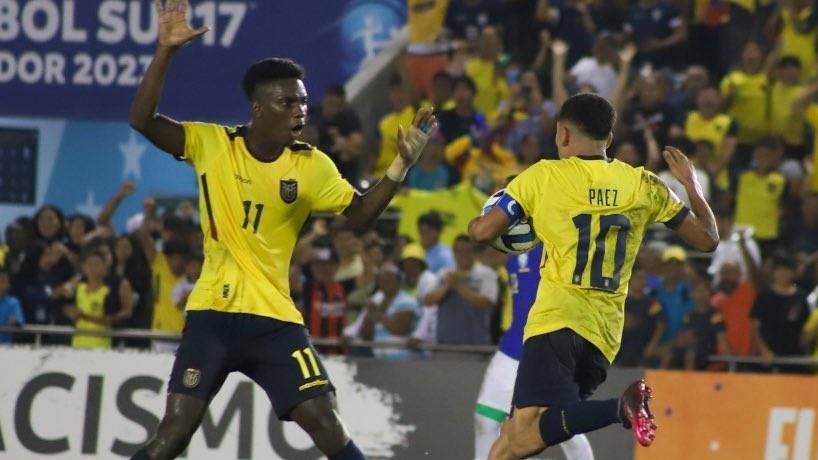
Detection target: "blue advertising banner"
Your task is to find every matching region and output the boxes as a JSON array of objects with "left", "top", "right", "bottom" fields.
[{"left": 0, "top": 0, "right": 406, "bottom": 122}]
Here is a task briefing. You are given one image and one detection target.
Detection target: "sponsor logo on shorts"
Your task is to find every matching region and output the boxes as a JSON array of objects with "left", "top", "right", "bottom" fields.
[
  {"left": 298, "top": 379, "right": 329, "bottom": 392},
  {"left": 183, "top": 368, "right": 201, "bottom": 388}
]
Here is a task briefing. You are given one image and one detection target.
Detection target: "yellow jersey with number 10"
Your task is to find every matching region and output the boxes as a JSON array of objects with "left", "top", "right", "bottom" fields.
[
  {"left": 505, "top": 157, "right": 686, "bottom": 362},
  {"left": 180, "top": 122, "right": 355, "bottom": 324}
]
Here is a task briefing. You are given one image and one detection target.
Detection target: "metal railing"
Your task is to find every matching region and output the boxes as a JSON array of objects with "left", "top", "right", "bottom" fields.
[
  {"left": 0, "top": 324, "right": 497, "bottom": 354},
  {"left": 3, "top": 326, "right": 816, "bottom": 371}
]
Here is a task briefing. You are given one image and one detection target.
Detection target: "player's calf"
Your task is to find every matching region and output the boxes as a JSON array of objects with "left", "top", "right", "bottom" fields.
[
  {"left": 505, "top": 407, "right": 547, "bottom": 459},
  {"left": 290, "top": 394, "right": 366, "bottom": 459},
  {"left": 130, "top": 394, "right": 207, "bottom": 460}
]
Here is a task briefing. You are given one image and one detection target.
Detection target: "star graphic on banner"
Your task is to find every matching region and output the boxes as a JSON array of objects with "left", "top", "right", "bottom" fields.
[
  {"left": 76, "top": 189, "right": 102, "bottom": 218},
  {"left": 119, "top": 131, "right": 146, "bottom": 180}
]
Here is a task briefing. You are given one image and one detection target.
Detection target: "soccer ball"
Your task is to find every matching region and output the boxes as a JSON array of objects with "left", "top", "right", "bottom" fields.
[{"left": 481, "top": 189, "right": 540, "bottom": 255}]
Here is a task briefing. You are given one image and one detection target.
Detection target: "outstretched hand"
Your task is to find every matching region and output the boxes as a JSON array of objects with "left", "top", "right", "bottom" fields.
[
  {"left": 156, "top": 0, "right": 209, "bottom": 48},
  {"left": 663, "top": 146, "right": 697, "bottom": 186},
  {"left": 396, "top": 106, "right": 437, "bottom": 166}
]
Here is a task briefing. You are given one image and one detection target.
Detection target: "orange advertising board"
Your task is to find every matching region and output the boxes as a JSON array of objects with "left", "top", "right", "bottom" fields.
[{"left": 635, "top": 370, "right": 818, "bottom": 460}]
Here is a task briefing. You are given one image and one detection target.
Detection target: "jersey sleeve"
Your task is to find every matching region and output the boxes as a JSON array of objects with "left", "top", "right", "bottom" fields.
[
  {"left": 311, "top": 149, "right": 356, "bottom": 214},
  {"left": 181, "top": 122, "right": 224, "bottom": 169},
  {"left": 504, "top": 162, "right": 547, "bottom": 218},
  {"left": 643, "top": 170, "right": 689, "bottom": 229}
]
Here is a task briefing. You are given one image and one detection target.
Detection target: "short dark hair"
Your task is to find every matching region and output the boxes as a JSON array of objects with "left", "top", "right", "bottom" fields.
[
  {"left": 418, "top": 211, "right": 444, "bottom": 230},
  {"left": 326, "top": 84, "right": 345, "bottom": 98},
  {"left": 777, "top": 55, "right": 802, "bottom": 68},
  {"left": 242, "top": 58, "right": 305, "bottom": 100},
  {"left": 454, "top": 234, "right": 472, "bottom": 246},
  {"left": 80, "top": 248, "right": 105, "bottom": 264},
  {"left": 755, "top": 137, "right": 782, "bottom": 151},
  {"left": 771, "top": 253, "right": 796, "bottom": 269},
  {"left": 453, "top": 76, "right": 477, "bottom": 94},
  {"left": 557, "top": 93, "right": 616, "bottom": 141},
  {"left": 433, "top": 71, "right": 454, "bottom": 85},
  {"left": 163, "top": 239, "right": 190, "bottom": 258}
]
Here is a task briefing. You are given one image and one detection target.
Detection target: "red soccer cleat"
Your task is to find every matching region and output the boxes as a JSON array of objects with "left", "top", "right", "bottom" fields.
[{"left": 619, "top": 378, "right": 658, "bottom": 447}]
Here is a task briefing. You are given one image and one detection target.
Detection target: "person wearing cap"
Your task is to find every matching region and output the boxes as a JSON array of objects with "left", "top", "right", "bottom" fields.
[
  {"left": 417, "top": 211, "right": 456, "bottom": 274},
  {"left": 400, "top": 243, "right": 440, "bottom": 345},
  {"left": 651, "top": 245, "right": 693, "bottom": 357}
]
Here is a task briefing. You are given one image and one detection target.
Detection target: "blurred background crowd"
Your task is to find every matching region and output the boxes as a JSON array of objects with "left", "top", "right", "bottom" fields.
[{"left": 2, "top": 0, "right": 818, "bottom": 374}]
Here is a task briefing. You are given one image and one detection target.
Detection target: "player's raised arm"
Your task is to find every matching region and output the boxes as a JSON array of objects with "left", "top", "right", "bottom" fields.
[
  {"left": 341, "top": 107, "right": 436, "bottom": 230},
  {"left": 663, "top": 146, "right": 720, "bottom": 252},
  {"left": 128, "top": 0, "right": 209, "bottom": 157}
]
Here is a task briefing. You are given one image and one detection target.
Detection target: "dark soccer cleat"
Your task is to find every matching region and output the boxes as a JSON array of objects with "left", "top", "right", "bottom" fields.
[{"left": 619, "top": 378, "right": 657, "bottom": 447}]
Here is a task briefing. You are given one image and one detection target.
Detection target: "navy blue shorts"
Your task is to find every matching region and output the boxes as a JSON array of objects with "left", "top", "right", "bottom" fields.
[
  {"left": 168, "top": 310, "right": 335, "bottom": 420},
  {"left": 512, "top": 328, "right": 610, "bottom": 408}
]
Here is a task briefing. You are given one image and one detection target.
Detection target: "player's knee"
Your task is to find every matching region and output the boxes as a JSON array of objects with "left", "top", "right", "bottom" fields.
[
  {"left": 507, "top": 409, "right": 545, "bottom": 459},
  {"left": 291, "top": 397, "right": 344, "bottom": 438}
]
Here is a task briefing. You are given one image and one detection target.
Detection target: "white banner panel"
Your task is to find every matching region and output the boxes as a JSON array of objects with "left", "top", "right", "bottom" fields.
[{"left": 0, "top": 346, "right": 413, "bottom": 459}]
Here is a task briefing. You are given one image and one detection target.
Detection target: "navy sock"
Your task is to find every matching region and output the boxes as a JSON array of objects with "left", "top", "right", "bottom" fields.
[
  {"left": 328, "top": 440, "right": 366, "bottom": 460},
  {"left": 130, "top": 448, "right": 151, "bottom": 460},
  {"left": 538, "top": 399, "right": 621, "bottom": 446}
]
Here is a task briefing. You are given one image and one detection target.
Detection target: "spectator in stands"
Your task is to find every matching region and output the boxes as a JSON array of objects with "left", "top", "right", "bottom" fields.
[
  {"left": 374, "top": 75, "right": 416, "bottom": 177},
  {"left": 708, "top": 211, "right": 762, "bottom": 286},
  {"left": 542, "top": 0, "right": 597, "bottom": 67},
  {"left": 770, "top": 56, "right": 808, "bottom": 160},
  {"left": 666, "top": 65, "right": 710, "bottom": 123},
  {"left": 675, "top": 280, "right": 732, "bottom": 370},
  {"left": 465, "top": 26, "right": 509, "bottom": 118},
  {"left": 303, "top": 246, "right": 347, "bottom": 354},
  {"left": 404, "top": 0, "right": 451, "bottom": 99},
  {"left": 332, "top": 230, "right": 365, "bottom": 295},
  {"left": 417, "top": 211, "right": 455, "bottom": 274},
  {"left": 720, "top": 41, "right": 769, "bottom": 178},
  {"left": 496, "top": 71, "right": 557, "bottom": 156},
  {"left": 88, "top": 239, "right": 135, "bottom": 333},
  {"left": 446, "top": 0, "right": 503, "bottom": 43},
  {"left": 66, "top": 214, "right": 95, "bottom": 261},
  {"left": 768, "top": 0, "right": 818, "bottom": 81},
  {"left": 354, "top": 263, "right": 421, "bottom": 359},
  {"left": 0, "top": 267, "right": 24, "bottom": 343},
  {"left": 623, "top": 0, "right": 687, "bottom": 69},
  {"left": 171, "top": 252, "right": 202, "bottom": 315},
  {"left": 568, "top": 32, "right": 619, "bottom": 101},
  {"left": 751, "top": 254, "right": 811, "bottom": 371},
  {"left": 712, "top": 228, "right": 759, "bottom": 359},
  {"left": 406, "top": 133, "right": 458, "bottom": 190},
  {"left": 618, "top": 269, "right": 665, "bottom": 367},
  {"left": 3, "top": 220, "right": 29, "bottom": 283},
  {"left": 438, "top": 75, "right": 486, "bottom": 143},
  {"left": 424, "top": 235, "right": 498, "bottom": 345},
  {"left": 113, "top": 235, "right": 152, "bottom": 348},
  {"left": 682, "top": 87, "right": 738, "bottom": 180},
  {"left": 138, "top": 198, "right": 188, "bottom": 352},
  {"left": 65, "top": 250, "right": 112, "bottom": 349},
  {"left": 618, "top": 74, "right": 673, "bottom": 154},
  {"left": 425, "top": 71, "right": 456, "bottom": 112},
  {"left": 793, "top": 194, "right": 818, "bottom": 271},
  {"left": 734, "top": 138, "right": 788, "bottom": 256},
  {"left": 308, "top": 85, "right": 364, "bottom": 183},
  {"left": 653, "top": 245, "right": 693, "bottom": 349}
]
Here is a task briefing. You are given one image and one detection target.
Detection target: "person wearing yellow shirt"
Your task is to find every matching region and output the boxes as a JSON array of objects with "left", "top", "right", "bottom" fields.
[
  {"left": 374, "top": 76, "right": 417, "bottom": 177},
  {"left": 65, "top": 251, "right": 112, "bottom": 349},
  {"left": 405, "top": 0, "right": 451, "bottom": 99},
  {"left": 770, "top": 56, "right": 809, "bottom": 160},
  {"left": 420, "top": 70, "right": 456, "bottom": 113},
  {"left": 684, "top": 88, "right": 738, "bottom": 184},
  {"left": 126, "top": 3, "right": 437, "bottom": 457},
  {"left": 720, "top": 41, "right": 769, "bottom": 177},
  {"left": 769, "top": 1, "right": 818, "bottom": 80},
  {"left": 465, "top": 26, "right": 509, "bottom": 119},
  {"left": 734, "top": 138, "right": 789, "bottom": 255}
]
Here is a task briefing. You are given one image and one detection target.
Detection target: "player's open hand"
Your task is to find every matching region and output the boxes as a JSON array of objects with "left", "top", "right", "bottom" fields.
[
  {"left": 396, "top": 106, "right": 437, "bottom": 165},
  {"left": 156, "top": 0, "right": 209, "bottom": 48},
  {"left": 663, "top": 146, "right": 697, "bottom": 187}
]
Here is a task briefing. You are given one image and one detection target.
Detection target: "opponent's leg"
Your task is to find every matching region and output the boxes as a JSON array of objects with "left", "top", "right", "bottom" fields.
[
  {"left": 475, "top": 409, "right": 505, "bottom": 459},
  {"left": 559, "top": 433, "right": 594, "bottom": 460},
  {"left": 130, "top": 394, "right": 207, "bottom": 460},
  {"left": 475, "top": 352, "right": 518, "bottom": 459},
  {"left": 290, "top": 393, "right": 365, "bottom": 459}
]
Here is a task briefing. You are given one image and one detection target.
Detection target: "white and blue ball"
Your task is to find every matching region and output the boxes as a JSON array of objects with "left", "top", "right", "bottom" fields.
[{"left": 481, "top": 189, "right": 540, "bottom": 255}]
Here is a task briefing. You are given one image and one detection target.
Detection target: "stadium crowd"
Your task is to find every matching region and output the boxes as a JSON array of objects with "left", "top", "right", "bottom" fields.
[{"left": 2, "top": 0, "right": 818, "bottom": 374}]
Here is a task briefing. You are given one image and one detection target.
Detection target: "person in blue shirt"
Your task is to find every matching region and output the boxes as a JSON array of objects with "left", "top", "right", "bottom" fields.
[
  {"left": 474, "top": 244, "right": 593, "bottom": 460},
  {"left": 653, "top": 246, "right": 693, "bottom": 348},
  {"left": 417, "top": 211, "right": 456, "bottom": 274},
  {"left": 0, "top": 267, "right": 24, "bottom": 343}
]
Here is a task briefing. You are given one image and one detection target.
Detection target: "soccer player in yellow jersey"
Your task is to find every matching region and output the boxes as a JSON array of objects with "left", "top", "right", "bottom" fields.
[
  {"left": 126, "top": 2, "right": 435, "bottom": 460},
  {"left": 470, "top": 94, "right": 719, "bottom": 459}
]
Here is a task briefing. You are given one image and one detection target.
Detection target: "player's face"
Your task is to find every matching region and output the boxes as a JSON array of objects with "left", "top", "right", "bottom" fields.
[{"left": 253, "top": 79, "right": 308, "bottom": 144}]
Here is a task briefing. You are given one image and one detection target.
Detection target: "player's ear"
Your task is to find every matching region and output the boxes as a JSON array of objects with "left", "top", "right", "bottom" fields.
[
  {"left": 606, "top": 131, "right": 614, "bottom": 149},
  {"left": 559, "top": 125, "right": 570, "bottom": 147},
  {"left": 251, "top": 101, "right": 262, "bottom": 118}
]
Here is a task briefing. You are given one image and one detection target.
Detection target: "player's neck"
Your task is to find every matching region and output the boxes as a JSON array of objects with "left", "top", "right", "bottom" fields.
[{"left": 244, "top": 125, "right": 287, "bottom": 162}]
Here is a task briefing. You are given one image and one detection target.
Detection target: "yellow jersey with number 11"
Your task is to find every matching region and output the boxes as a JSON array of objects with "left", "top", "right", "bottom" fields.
[
  {"left": 505, "top": 157, "right": 687, "bottom": 362},
  {"left": 180, "top": 122, "right": 356, "bottom": 324}
]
